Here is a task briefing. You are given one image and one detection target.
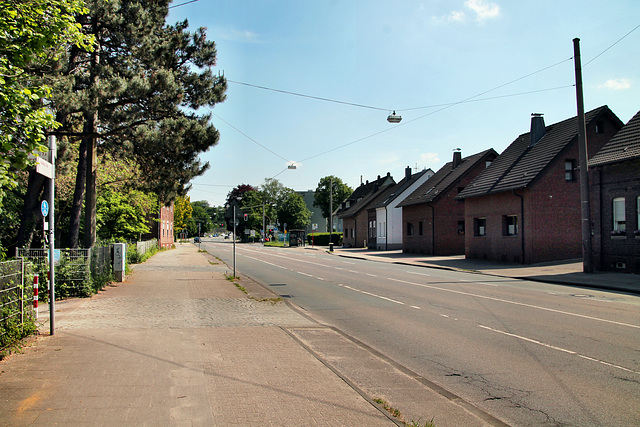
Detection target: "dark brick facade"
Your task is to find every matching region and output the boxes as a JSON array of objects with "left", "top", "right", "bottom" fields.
[{"left": 591, "top": 158, "right": 640, "bottom": 273}]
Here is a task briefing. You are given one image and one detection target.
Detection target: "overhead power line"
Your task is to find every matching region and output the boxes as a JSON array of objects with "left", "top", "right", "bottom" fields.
[
  {"left": 583, "top": 23, "right": 640, "bottom": 67},
  {"left": 228, "top": 80, "right": 389, "bottom": 111}
]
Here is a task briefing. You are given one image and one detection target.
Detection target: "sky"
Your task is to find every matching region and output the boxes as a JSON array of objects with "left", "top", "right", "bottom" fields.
[{"left": 167, "top": 0, "right": 640, "bottom": 208}]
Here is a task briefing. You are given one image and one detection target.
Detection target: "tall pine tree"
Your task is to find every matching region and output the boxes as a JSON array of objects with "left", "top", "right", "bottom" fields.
[{"left": 19, "top": 0, "right": 227, "bottom": 248}]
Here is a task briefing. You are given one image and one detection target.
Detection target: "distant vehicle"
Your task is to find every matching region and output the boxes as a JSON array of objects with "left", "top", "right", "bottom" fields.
[
  {"left": 194, "top": 236, "right": 201, "bottom": 243},
  {"left": 224, "top": 234, "right": 229, "bottom": 239}
]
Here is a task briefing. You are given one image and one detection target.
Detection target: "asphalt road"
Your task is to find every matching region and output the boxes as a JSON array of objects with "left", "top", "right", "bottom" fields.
[{"left": 202, "top": 239, "right": 640, "bottom": 426}]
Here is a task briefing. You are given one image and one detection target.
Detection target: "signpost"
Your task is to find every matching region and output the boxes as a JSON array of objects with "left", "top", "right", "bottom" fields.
[{"left": 34, "top": 135, "right": 57, "bottom": 335}]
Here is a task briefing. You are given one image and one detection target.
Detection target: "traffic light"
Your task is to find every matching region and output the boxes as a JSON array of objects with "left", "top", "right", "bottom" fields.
[{"left": 243, "top": 213, "right": 248, "bottom": 221}]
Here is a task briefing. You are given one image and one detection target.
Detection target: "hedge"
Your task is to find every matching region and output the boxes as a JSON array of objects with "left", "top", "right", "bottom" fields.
[{"left": 306, "top": 232, "right": 342, "bottom": 246}]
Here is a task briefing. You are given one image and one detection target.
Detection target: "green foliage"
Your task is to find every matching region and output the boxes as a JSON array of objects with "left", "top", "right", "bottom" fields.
[
  {"left": 0, "top": 264, "right": 37, "bottom": 354},
  {"left": 277, "top": 190, "right": 311, "bottom": 231},
  {"left": 126, "top": 242, "right": 158, "bottom": 265},
  {"left": 96, "top": 189, "right": 157, "bottom": 242},
  {"left": 314, "top": 176, "right": 352, "bottom": 220},
  {"left": 0, "top": 0, "right": 93, "bottom": 205},
  {"left": 306, "top": 232, "right": 342, "bottom": 246},
  {"left": 174, "top": 195, "right": 193, "bottom": 235}
]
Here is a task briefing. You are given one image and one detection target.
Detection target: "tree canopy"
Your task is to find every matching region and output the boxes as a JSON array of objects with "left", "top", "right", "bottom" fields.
[
  {"left": 0, "top": 0, "right": 93, "bottom": 209},
  {"left": 313, "top": 176, "right": 352, "bottom": 220}
]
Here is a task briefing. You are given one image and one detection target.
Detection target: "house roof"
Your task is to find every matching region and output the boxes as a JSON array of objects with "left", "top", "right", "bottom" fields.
[
  {"left": 336, "top": 173, "right": 395, "bottom": 218},
  {"left": 370, "top": 168, "right": 433, "bottom": 210},
  {"left": 590, "top": 109, "right": 640, "bottom": 167},
  {"left": 398, "top": 149, "right": 497, "bottom": 208},
  {"left": 458, "top": 105, "right": 620, "bottom": 199}
]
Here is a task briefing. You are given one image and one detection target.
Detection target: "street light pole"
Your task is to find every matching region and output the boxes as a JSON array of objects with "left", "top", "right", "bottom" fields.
[{"left": 233, "top": 204, "right": 237, "bottom": 278}]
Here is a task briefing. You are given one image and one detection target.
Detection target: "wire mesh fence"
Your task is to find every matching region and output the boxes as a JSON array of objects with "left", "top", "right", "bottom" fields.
[{"left": 0, "top": 259, "right": 34, "bottom": 349}]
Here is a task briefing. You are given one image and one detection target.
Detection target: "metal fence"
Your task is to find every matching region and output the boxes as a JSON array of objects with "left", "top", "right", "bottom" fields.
[
  {"left": 0, "top": 259, "right": 30, "bottom": 343},
  {"left": 15, "top": 246, "right": 113, "bottom": 299},
  {"left": 136, "top": 239, "right": 157, "bottom": 257}
]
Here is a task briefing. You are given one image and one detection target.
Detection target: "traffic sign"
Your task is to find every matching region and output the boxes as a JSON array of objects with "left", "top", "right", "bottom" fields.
[{"left": 41, "top": 200, "right": 49, "bottom": 217}]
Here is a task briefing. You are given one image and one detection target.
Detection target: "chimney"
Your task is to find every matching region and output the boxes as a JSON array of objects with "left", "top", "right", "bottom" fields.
[
  {"left": 530, "top": 113, "right": 545, "bottom": 146},
  {"left": 452, "top": 149, "right": 462, "bottom": 169},
  {"left": 405, "top": 166, "right": 412, "bottom": 180}
]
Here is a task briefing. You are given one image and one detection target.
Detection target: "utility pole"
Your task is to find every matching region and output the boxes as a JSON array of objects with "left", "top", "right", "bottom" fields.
[
  {"left": 329, "top": 178, "right": 333, "bottom": 250},
  {"left": 573, "top": 38, "right": 593, "bottom": 273}
]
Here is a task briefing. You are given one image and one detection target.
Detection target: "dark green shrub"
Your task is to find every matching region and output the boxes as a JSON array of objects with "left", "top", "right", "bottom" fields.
[{"left": 307, "top": 232, "right": 342, "bottom": 246}]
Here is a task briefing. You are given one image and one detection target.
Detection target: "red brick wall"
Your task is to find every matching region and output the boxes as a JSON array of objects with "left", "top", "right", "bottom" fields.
[
  {"left": 402, "top": 204, "right": 433, "bottom": 254},
  {"left": 158, "top": 202, "right": 174, "bottom": 249},
  {"left": 465, "top": 115, "right": 620, "bottom": 264}
]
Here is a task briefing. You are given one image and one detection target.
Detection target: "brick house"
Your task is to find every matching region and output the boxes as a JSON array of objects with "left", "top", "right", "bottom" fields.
[
  {"left": 458, "top": 106, "right": 623, "bottom": 264},
  {"left": 142, "top": 201, "right": 175, "bottom": 249},
  {"left": 398, "top": 149, "right": 498, "bottom": 255},
  {"left": 589, "top": 109, "right": 640, "bottom": 273},
  {"left": 368, "top": 167, "right": 434, "bottom": 250},
  {"left": 337, "top": 173, "right": 394, "bottom": 248}
]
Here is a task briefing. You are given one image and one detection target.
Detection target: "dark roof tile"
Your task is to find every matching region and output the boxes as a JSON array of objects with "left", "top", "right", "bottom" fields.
[{"left": 590, "top": 109, "right": 640, "bottom": 166}]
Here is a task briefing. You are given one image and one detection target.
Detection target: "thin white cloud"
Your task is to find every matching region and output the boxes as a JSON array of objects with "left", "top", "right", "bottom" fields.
[
  {"left": 465, "top": 0, "right": 501, "bottom": 21},
  {"left": 419, "top": 152, "right": 440, "bottom": 165},
  {"left": 214, "top": 27, "right": 261, "bottom": 43},
  {"left": 432, "top": 0, "right": 501, "bottom": 24},
  {"left": 599, "top": 78, "right": 632, "bottom": 90}
]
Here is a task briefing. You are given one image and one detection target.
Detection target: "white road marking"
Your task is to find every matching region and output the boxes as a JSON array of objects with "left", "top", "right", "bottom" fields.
[
  {"left": 339, "top": 284, "right": 405, "bottom": 305},
  {"left": 410, "top": 305, "right": 421, "bottom": 310},
  {"left": 479, "top": 325, "right": 640, "bottom": 376},
  {"left": 297, "top": 271, "right": 313, "bottom": 277},
  {"left": 366, "top": 273, "right": 378, "bottom": 277},
  {"left": 387, "top": 278, "right": 640, "bottom": 329},
  {"left": 406, "top": 271, "right": 431, "bottom": 276}
]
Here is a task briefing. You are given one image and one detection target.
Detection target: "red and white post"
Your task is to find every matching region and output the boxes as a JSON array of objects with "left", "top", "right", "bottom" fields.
[{"left": 33, "top": 274, "right": 39, "bottom": 319}]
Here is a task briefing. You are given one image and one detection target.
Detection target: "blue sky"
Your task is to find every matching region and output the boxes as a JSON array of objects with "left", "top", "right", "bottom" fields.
[{"left": 167, "top": 0, "right": 640, "bottom": 207}]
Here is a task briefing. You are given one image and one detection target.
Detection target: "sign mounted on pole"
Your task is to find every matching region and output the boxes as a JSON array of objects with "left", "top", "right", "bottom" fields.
[{"left": 41, "top": 200, "right": 49, "bottom": 217}]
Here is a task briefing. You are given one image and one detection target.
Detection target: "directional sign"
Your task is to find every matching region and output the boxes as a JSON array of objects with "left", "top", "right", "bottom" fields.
[
  {"left": 41, "top": 200, "right": 49, "bottom": 217},
  {"left": 35, "top": 157, "right": 54, "bottom": 179}
]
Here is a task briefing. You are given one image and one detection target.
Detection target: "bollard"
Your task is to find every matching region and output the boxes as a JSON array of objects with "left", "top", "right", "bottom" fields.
[
  {"left": 33, "top": 274, "right": 39, "bottom": 319},
  {"left": 329, "top": 242, "right": 334, "bottom": 252}
]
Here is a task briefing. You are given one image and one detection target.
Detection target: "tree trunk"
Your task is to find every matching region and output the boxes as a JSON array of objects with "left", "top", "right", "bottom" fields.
[
  {"left": 67, "top": 135, "right": 88, "bottom": 248},
  {"left": 83, "top": 112, "right": 97, "bottom": 248},
  {"left": 16, "top": 169, "right": 46, "bottom": 249}
]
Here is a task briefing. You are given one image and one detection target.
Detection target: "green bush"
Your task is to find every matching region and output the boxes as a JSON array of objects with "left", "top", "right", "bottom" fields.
[{"left": 307, "top": 232, "right": 342, "bottom": 246}]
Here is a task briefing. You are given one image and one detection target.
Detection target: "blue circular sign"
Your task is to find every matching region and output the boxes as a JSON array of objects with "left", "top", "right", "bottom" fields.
[{"left": 41, "top": 200, "right": 49, "bottom": 217}]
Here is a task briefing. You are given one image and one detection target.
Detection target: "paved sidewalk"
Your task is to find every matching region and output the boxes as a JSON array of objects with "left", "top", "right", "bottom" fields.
[
  {"left": 0, "top": 245, "right": 494, "bottom": 426},
  {"left": 315, "top": 246, "right": 639, "bottom": 295}
]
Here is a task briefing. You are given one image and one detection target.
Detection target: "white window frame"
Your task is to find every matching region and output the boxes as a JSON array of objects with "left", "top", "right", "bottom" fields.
[{"left": 613, "top": 197, "right": 626, "bottom": 232}]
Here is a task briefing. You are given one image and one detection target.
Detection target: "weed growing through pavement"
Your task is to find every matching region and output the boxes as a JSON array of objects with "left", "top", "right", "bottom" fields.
[
  {"left": 224, "top": 273, "right": 282, "bottom": 303},
  {"left": 373, "top": 398, "right": 436, "bottom": 427}
]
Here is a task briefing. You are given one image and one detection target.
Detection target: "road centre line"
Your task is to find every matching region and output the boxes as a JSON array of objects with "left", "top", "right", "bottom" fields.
[
  {"left": 339, "top": 284, "right": 405, "bottom": 305},
  {"left": 406, "top": 271, "right": 431, "bottom": 276},
  {"left": 246, "top": 250, "right": 332, "bottom": 268},
  {"left": 479, "top": 325, "right": 640, "bottom": 376},
  {"left": 366, "top": 273, "right": 378, "bottom": 277},
  {"left": 244, "top": 255, "right": 288, "bottom": 270},
  {"left": 297, "top": 271, "right": 313, "bottom": 277},
  {"left": 386, "top": 278, "right": 640, "bottom": 329}
]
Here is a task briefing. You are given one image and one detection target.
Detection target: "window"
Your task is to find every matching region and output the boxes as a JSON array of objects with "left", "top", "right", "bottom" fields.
[
  {"left": 504, "top": 215, "right": 518, "bottom": 236},
  {"left": 474, "top": 218, "right": 486, "bottom": 236},
  {"left": 595, "top": 120, "right": 604, "bottom": 134},
  {"left": 458, "top": 220, "right": 465, "bottom": 235},
  {"left": 418, "top": 221, "right": 423, "bottom": 235},
  {"left": 351, "top": 228, "right": 354, "bottom": 238},
  {"left": 407, "top": 223, "right": 414, "bottom": 236},
  {"left": 613, "top": 197, "right": 626, "bottom": 232},
  {"left": 565, "top": 160, "right": 576, "bottom": 181},
  {"left": 637, "top": 197, "right": 640, "bottom": 232}
]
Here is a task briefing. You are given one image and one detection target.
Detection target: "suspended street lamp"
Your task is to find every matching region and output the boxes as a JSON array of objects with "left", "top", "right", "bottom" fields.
[{"left": 387, "top": 110, "right": 402, "bottom": 123}]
